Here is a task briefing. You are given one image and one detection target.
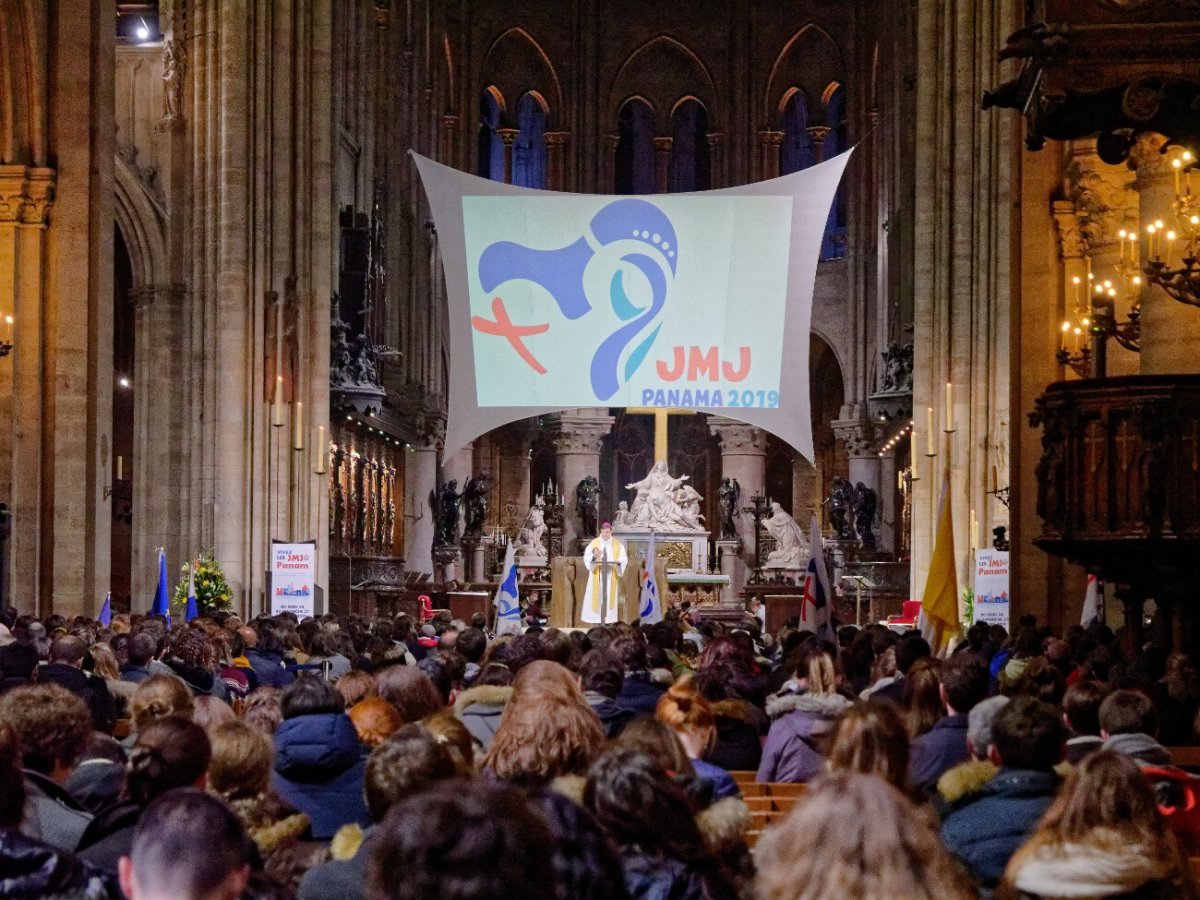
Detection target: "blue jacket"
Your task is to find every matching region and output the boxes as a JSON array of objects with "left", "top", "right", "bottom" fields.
[
  {"left": 940, "top": 767, "right": 1060, "bottom": 890},
  {"left": 617, "top": 671, "right": 666, "bottom": 716},
  {"left": 909, "top": 713, "right": 971, "bottom": 796},
  {"left": 271, "top": 713, "right": 370, "bottom": 840},
  {"left": 245, "top": 648, "right": 295, "bottom": 689}
]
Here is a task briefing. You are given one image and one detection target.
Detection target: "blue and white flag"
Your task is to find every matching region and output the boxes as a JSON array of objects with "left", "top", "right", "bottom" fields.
[
  {"left": 639, "top": 529, "right": 663, "bottom": 624},
  {"left": 802, "top": 516, "right": 834, "bottom": 642},
  {"left": 1081, "top": 574, "right": 1103, "bottom": 628},
  {"left": 494, "top": 542, "right": 522, "bottom": 636},
  {"left": 185, "top": 562, "right": 199, "bottom": 622},
  {"left": 150, "top": 548, "right": 171, "bottom": 628},
  {"left": 98, "top": 592, "right": 111, "bottom": 627}
]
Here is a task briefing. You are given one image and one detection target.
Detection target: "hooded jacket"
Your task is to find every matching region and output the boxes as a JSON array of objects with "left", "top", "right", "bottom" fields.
[
  {"left": 271, "top": 713, "right": 370, "bottom": 840},
  {"left": 0, "top": 828, "right": 114, "bottom": 900},
  {"left": 19, "top": 769, "right": 93, "bottom": 853},
  {"left": 940, "top": 767, "right": 1060, "bottom": 890},
  {"left": 36, "top": 664, "right": 117, "bottom": 734},
  {"left": 585, "top": 691, "right": 638, "bottom": 739},
  {"left": 245, "top": 647, "right": 296, "bottom": 689},
  {"left": 454, "top": 685, "right": 513, "bottom": 752},
  {"left": 1102, "top": 732, "right": 1174, "bottom": 767},
  {"left": 909, "top": 713, "right": 971, "bottom": 796},
  {"left": 756, "top": 691, "right": 853, "bottom": 783},
  {"left": 617, "top": 669, "right": 670, "bottom": 716},
  {"left": 1004, "top": 828, "right": 1188, "bottom": 899},
  {"left": 708, "top": 699, "right": 764, "bottom": 772}
]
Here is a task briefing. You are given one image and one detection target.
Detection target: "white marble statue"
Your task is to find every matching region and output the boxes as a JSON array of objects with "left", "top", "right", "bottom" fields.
[
  {"left": 764, "top": 501, "right": 807, "bottom": 567},
  {"left": 613, "top": 500, "right": 634, "bottom": 527},
  {"left": 624, "top": 460, "right": 706, "bottom": 532},
  {"left": 515, "top": 495, "right": 548, "bottom": 559}
]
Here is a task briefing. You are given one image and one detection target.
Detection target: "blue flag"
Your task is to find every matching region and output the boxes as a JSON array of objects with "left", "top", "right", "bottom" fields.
[
  {"left": 150, "top": 548, "right": 171, "bottom": 628},
  {"left": 639, "top": 529, "right": 663, "bottom": 624},
  {"left": 98, "top": 592, "right": 111, "bottom": 627},
  {"left": 493, "top": 543, "right": 522, "bottom": 635},
  {"left": 185, "top": 562, "right": 199, "bottom": 622}
]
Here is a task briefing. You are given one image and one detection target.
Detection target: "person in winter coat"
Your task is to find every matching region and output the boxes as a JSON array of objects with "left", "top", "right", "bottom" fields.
[
  {"left": 578, "top": 649, "right": 637, "bottom": 738},
  {"left": 453, "top": 663, "right": 514, "bottom": 752},
  {"left": 757, "top": 644, "right": 853, "bottom": 783},
  {"left": 941, "top": 697, "right": 1065, "bottom": 892},
  {"left": 244, "top": 625, "right": 296, "bottom": 689},
  {"left": 0, "top": 683, "right": 95, "bottom": 852},
  {"left": 1001, "top": 750, "right": 1198, "bottom": 899},
  {"left": 1099, "top": 689, "right": 1175, "bottom": 767},
  {"left": 76, "top": 717, "right": 212, "bottom": 874},
  {"left": 37, "top": 636, "right": 117, "bottom": 733},
  {"left": 693, "top": 660, "right": 768, "bottom": 772},
  {"left": 0, "top": 723, "right": 114, "bottom": 900},
  {"left": 271, "top": 676, "right": 370, "bottom": 840},
  {"left": 909, "top": 652, "right": 990, "bottom": 797},
  {"left": 611, "top": 636, "right": 671, "bottom": 715},
  {"left": 826, "top": 697, "right": 911, "bottom": 793},
  {"left": 656, "top": 678, "right": 740, "bottom": 801}
]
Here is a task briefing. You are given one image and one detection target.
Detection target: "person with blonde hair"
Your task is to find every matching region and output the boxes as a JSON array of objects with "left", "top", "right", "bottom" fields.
[
  {"left": 1001, "top": 749, "right": 1198, "bottom": 899},
  {"left": 656, "top": 677, "right": 739, "bottom": 799},
  {"left": 756, "top": 773, "right": 976, "bottom": 899},
  {"left": 89, "top": 642, "right": 136, "bottom": 717},
  {"left": 757, "top": 643, "right": 851, "bottom": 783},
  {"left": 826, "top": 698, "right": 910, "bottom": 793},
  {"left": 127, "top": 673, "right": 195, "bottom": 743},
  {"left": 484, "top": 659, "right": 605, "bottom": 788}
]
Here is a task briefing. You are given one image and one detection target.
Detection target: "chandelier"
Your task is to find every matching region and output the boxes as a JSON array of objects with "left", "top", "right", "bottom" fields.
[
  {"left": 1143, "top": 148, "right": 1200, "bottom": 307},
  {"left": 1058, "top": 248, "right": 1141, "bottom": 379}
]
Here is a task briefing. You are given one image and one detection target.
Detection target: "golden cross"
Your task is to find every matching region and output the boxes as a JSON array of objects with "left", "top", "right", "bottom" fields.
[{"left": 625, "top": 407, "right": 697, "bottom": 462}]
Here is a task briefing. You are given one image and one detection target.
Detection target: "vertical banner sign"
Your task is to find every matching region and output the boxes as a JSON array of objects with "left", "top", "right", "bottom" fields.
[
  {"left": 271, "top": 543, "right": 316, "bottom": 617},
  {"left": 972, "top": 550, "right": 1010, "bottom": 629},
  {"left": 411, "top": 149, "right": 853, "bottom": 461}
]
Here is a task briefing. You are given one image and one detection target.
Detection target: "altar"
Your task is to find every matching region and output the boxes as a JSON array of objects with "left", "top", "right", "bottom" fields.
[{"left": 613, "top": 529, "right": 710, "bottom": 574}]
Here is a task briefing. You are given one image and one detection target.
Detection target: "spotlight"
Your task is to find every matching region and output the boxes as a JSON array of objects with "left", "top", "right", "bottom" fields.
[
  {"left": 136, "top": 18, "right": 150, "bottom": 40},
  {"left": 118, "top": 376, "right": 130, "bottom": 388}
]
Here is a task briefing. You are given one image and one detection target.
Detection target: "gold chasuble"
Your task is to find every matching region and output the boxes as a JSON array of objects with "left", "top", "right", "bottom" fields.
[{"left": 581, "top": 536, "right": 628, "bottom": 624}]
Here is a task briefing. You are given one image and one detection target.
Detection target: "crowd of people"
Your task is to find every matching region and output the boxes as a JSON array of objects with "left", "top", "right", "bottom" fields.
[{"left": 0, "top": 601, "right": 1199, "bottom": 899}]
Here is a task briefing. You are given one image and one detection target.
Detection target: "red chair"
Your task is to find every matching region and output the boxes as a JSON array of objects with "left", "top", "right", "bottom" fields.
[
  {"left": 887, "top": 600, "right": 921, "bottom": 627},
  {"left": 418, "top": 594, "right": 449, "bottom": 623}
]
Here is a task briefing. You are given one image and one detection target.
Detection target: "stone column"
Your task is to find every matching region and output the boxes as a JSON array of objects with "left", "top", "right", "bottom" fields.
[
  {"left": 1132, "top": 134, "right": 1200, "bottom": 374},
  {"left": 832, "top": 419, "right": 883, "bottom": 550},
  {"left": 604, "top": 135, "right": 620, "bottom": 193},
  {"left": 706, "top": 132, "right": 725, "bottom": 188},
  {"left": 494, "top": 422, "right": 534, "bottom": 538},
  {"left": 758, "top": 131, "right": 783, "bottom": 181},
  {"left": 545, "top": 131, "right": 570, "bottom": 191},
  {"left": 807, "top": 126, "right": 831, "bottom": 164},
  {"left": 550, "top": 411, "right": 613, "bottom": 554},
  {"left": 441, "top": 115, "right": 459, "bottom": 168},
  {"left": 497, "top": 128, "right": 519, "bottom": 185},
  {"left": 403, "top": 424, "right": 441, "bottom": 577},
  {"left": 653, "top": 137, "right": 673, "bottom": 194},
  {"left": 708, "top": 418, "right": 767, "bottom": 597},
  {"left": 792, "top": 456, "right": 820, "bottom": 526}
]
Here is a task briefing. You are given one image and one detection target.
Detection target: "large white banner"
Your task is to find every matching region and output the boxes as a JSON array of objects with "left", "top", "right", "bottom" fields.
[
  {"left": 973, "top": 550, "right": 1010, "bottom": 630},
  {"left": 271, "top": 542, "right": 316, "bottom": 618},
  {"left": 413, "top": 150, "right": 853, "bottom": 460}
]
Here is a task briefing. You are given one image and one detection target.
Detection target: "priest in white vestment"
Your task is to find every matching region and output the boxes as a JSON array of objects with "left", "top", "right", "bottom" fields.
[{"left": 582, "top": 522, "right": 628, "bottom": 624}]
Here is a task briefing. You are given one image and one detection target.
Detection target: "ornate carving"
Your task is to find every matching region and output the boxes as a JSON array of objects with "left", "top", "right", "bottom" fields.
[
  {"left": 161, "top": 39, "right": 185, "bottom": 122},
  {"left": 831, "top": 419, "right": 881, "bottom": 458},
  {"left": 877, "top": 342, "right": 914, "bottom": 394},
  {"left": 1127, "top": 132, "right": 1170, "bottom": 183},
  {"left": 0, "top": 167, "right": 55, "bottom": 225},
  {"left": 1051, "top": 200, "right": 1088, "bottom": 261},
  {"left": 1066, "top": 142, "right": 1137, "bottom": 248},
  {"left": 709, "top": 419, "right": 767, "bottom": 455},
  {"left": 551, "top": 422, "right": 609, "bottom": 456},
  {"left": 462, "top": 473, "right": 490, "bottom": 539}
]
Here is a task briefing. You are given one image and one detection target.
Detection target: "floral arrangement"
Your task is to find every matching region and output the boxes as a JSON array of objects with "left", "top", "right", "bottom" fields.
[
  {"left": 173, "top": 550, "right": 233, "bottom": 616},
  {"left": 961, "top": 588, "right": 975, "bottom": 631}
]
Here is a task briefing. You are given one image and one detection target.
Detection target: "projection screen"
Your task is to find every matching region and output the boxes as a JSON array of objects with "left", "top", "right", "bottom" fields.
[{"left": 413, "top": 148, "right": 853, "bottom": 462}]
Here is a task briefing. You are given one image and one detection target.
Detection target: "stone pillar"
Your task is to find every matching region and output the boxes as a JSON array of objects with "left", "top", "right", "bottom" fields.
[
  {"left": 441, "top": 115, "right": 459, "bottom": 169},
  {"left": 717, "top": 539, "right": 740, "bottom": 603},
  {"left": 494, "top": 422, "right": 534, "bottom": 537},
  {"left": 497, "top": 128, "right": 519, "bottom": 185},
  {"left": 653, "top": 137, "right": 673, "bottom": 194},
  {"left": 604, "top": 135, "right": 619, "bottom": 193},
  {"left": 758, "top": 131, "right": 783, "bottom": 181},
  {"left": 545, "top": 132, "right": 570, "bottom": 191},
  {"left": 403, "top": 440, "right": 439, "bottom": 577},
  {"left": 550, "top": 411, "right": 613, "bottom": 553},
  {"left": 1131, "top": 133, "right": 1200, "bottom": 374},
  {"left": 708, "top": 418, "right": 767, "bottom": 597},
  {"left": 706, "top": 132, "right": 725, "bottom": 188},
  {"left": 792, "top": 456, "right": 820, "bottom": 526},
  {"left": 807, "top": 126, "right": 831, "bottom": 164}
]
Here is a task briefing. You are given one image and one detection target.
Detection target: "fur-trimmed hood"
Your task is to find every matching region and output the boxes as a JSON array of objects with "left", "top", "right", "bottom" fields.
[
  {"left": 765, "top": 690, "right": 852, "bottom": 721},
  {"left": 712, "top": 698, "right": 758, "bottom": 724},
  {"left": 453, "top": 684, "right": 513, "bottom": 714},
  {"left": 937, "top": 758, "right": 998, "bottom": 805},
  {"left": 1009, "top": 829, "right": 1180, "bottom": 898},
  {"left": 649, "top": 667, "right": 674, "bottom": 686}
]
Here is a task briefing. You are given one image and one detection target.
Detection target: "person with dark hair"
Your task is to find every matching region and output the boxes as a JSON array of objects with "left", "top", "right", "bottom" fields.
[
  {"left": 0, "top": 683, "right": 94, "bottom": 851},
  {"left": 76, "top": 717, "right": 212, "bottom": 874},
  {"left": 118, "top": 789, "right": 253, "bottom": 900},
  {"left": 1098, "top": 688, "right": 1171, "bottom": 767},
  {"left": 366, "top": 780, "right": 556, "bottom": 900},
  {"left": 37, "top": 635, "right": 117, "bottom": 733},
  {"left": 0, "top": 723, "right": 114, "bottom": 899},
  {"left": 376, "top": 664, "right": 444, "bottom": 723},
  {"left": 272, "top": 676, "right": 370, "bottom": 839},
  {"left": 611, "top": 635, "right": 669, "bottom": 714},
  {"left": 299, "top": 723, "right": 462, "bottom": 900},
  {"left": 120, "top": 633, "right": 158, "bottom": 684},
  {"left": 0, "top": 638, "right": 38, "bottom": 693},
  {"left": 306, "top": 630, "right": 352, "bottom": 682},
  {"left": 585, "top": 747, "right": 738, "bottom": 900},
  {"left": 1063, "top": 679, "right": 1109, "bottom": 764},
  {"left": 870, "top": 631, "right": 932, "bottom": 705},
  {"left": 940, "top": 696, "right": 1066, "bottom": 891},
  {"left": 453, "top": 662, "right": 514, "bottom": 753},
  {"left": 65, "top": 733, "right": 127, "bottom": 815},
  {"left": 416, "top": 656, "right": 452, "bottom": 704},
  {"left": 245, "top": 624, "right": 295, "bottom": 689},
  {"left": 578, "top": 649, "right": 637, "bottom": 738},
  {"left": 456, "top": 627, "right": 487, "bottom": 685},
  {"left": 909, "top": 652, "right": 990, "bottom": 796}
]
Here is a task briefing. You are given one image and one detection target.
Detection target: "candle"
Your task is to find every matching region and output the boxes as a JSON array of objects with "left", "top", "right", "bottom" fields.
[
  {"left": 272, "top": 375, "right": 284, "bottom": 427},
  {"left": 116, "top": 455, "right": 123, "bottom": 481},
  {"left": 969, "top": 508, "right": 977, "bottom": 552},
  {"left": 315, "top": 425, "right": 326, "bottom": 474},
  {"left": 925, "top": 407, "right": 935, "bottom": 455},
  {"left": 944, "top": 382, "right": 953, "bottom": 432},
  {"left": 909, "top": 428, "right": 916, "bottom": 464},
  {"left": 1060, "top": 321, "right": 1070, "bottom": 350},
  {"left": 292, "top": 401, "right": 304, "bottom": 450}
]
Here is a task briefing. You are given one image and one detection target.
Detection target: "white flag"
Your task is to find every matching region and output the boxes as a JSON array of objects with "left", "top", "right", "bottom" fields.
[
  {"left": 1080, "top": 574, "right": 1102, "bottom": 628},
  {"left": 493, "top": 543, "right": 522, "bottom": 635},
  {"left": 639, "top": 530, "right": 663, "bottom": 624}
]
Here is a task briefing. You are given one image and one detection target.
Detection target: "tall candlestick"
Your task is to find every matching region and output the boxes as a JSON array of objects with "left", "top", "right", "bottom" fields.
[
  {"left": 292, "top": 401, "right": 304, "bottom": 450},
  {"left": 272, "top": 376, "right": 284, "bottom": 427},
  {"left": 925, "top": 407, "right": 935, "bottom": 455},
  {"left": 116, "top": 455, "right": 123, "bottom": 481},
  {"left": 944, "top": 382, "right": 954, "bottom": 432},
  {"left": 315, "top": 426, "right": 326, "bottom": 474},
  {"left": 910, "top": 428, "right": 916, "bottom": 464},
  {"left": 969, "top": 508, "right": 977, "bottom": 554}
]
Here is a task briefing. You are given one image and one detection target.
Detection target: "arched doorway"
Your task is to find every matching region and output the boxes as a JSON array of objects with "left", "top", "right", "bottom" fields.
[{"left": 111, "top": 226, "right": 135, "bottom": 609}]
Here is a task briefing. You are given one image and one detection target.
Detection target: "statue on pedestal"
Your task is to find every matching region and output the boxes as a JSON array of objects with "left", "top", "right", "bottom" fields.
[
  {"left": 576, "top": 475, "right": 600, "bottom": 537},
  {"left": 613, "top": 500, "right": 634, "bottom": 527},
  {"left": 625, "top": 460, "right": 705, "bottom": 532},
  {"left": 515, "top": 495, "right": 548, "bottom": 560},
  {"left": 462, "top": 473, "right": 490, "bottom": 539},
  {"left": 829, "top": 477, "right": 855, "bottom": 541},
  {"left": 718, "top": 477, "right": 740, "bottom": 539},
  {"left": 852, "top": 482, "right": 878, "bottom": 549},
  {"left": 434, "top": 480, "right": 461, "bottom": 547},
  {"left": 764, "top": 502, "right": 807, "bottom": 567}
]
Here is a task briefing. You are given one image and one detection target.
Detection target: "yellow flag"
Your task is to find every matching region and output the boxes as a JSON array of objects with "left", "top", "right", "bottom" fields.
[{"left": 920, "top": 462, "right": 961, "bottom": 655}]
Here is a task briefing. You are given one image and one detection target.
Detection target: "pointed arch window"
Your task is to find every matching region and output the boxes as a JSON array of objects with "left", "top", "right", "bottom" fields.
[
  {"left": 615, "top": 99, "right": 656, "bottom": 194},
  {"left": 669, "top": 99, "right": 710, "bottom": 193},
  {"left": 477, "top": 88, "right": 505, "bottom": 181},
  {"left": 513, "top": 92, "right": 548, "bottom": 189},
  {"left": 821, "top": 83, "right": 848, "bottom": 260},
  {"left": 779, "top": 89, "right": 815, "bottom": 175}
]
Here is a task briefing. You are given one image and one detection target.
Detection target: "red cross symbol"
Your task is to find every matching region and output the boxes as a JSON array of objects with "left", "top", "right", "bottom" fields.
[{"left": 471, "top": 297, "right": 549, "bottom": 374}]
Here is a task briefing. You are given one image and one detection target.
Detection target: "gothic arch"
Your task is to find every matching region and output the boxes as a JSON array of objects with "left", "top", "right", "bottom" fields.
[
  {"left": 765, "top": 24, "right": 845, "bottom": 128},
  {"left": 113, "top": 155, "right": 167, "bottom": 290},
  {"left": 0, "top": 0, "right": 47, "bottom": 165},
  {"left": 609, "top": 35, "right": 719, "bottom": 126},
  {"left": 479, "top": 27, "right": 562, "bottom": 127}
]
